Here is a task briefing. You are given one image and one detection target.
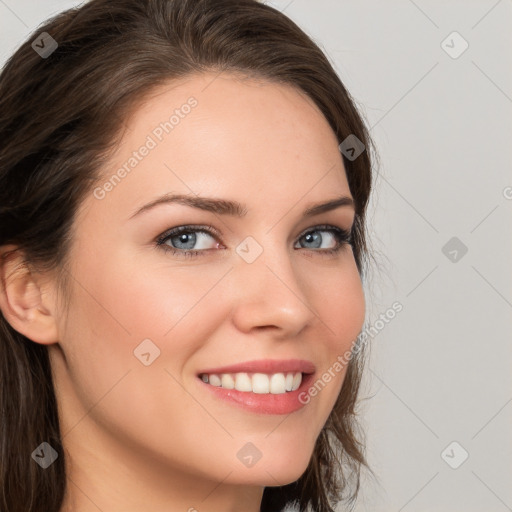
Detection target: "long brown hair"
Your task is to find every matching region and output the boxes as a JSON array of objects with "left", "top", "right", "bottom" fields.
[{"left": 0, "top": 1, "right": 376, "bottom": 510}]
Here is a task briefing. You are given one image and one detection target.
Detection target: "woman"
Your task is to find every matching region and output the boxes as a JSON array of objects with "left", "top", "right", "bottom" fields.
[{"left": 0, "top": 0, "right": 377, "bottom": 511}]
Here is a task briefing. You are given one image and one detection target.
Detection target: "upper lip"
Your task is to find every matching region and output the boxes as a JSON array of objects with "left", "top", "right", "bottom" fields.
[{"left": 197, "top": 359, "right": 316, "bottom": 376}]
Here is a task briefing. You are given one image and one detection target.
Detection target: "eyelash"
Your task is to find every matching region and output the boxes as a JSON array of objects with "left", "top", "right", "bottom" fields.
[{"left": 155, "top": 223, "right": 353, "bottom": 259}]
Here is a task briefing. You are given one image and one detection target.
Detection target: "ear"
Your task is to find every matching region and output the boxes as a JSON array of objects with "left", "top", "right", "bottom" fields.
[{"left": 0, "top": 245, "right": 59, "bottom": 345}]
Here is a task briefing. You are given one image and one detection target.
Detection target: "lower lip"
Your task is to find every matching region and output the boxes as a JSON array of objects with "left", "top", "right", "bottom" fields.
[{"left": 196, "top": 373, "right": 315, "bottom": 415}]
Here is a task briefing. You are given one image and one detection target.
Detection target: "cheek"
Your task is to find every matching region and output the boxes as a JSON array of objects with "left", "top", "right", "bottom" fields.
[
  {"left": 72, "top": 240, "right": 211, "bottom": 337},
  {"left": 301, "top": 259, "right": 365, "bottom": 414},
  {"left": 58, "top": 250, "right": 230, "bottom": 454},
  {"left": 311, "top": 258, "right": 366, "bottom": 350},
  {"left": 63, "top": 247, "right": 229, "bottom": 386}
]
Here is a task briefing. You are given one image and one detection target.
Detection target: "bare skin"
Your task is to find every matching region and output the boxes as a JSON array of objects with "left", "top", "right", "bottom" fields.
[{"left": 0, "top": 71, "right": 365, "bottom": 512}]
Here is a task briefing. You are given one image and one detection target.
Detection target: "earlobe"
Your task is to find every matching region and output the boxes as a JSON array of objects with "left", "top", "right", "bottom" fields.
[{"left": 0, "top": 245, "right": 59, "bottom": 345}]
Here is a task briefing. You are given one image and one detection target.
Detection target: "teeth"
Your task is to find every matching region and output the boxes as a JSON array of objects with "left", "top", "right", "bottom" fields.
[
  {"left": 269, "top": 373, "right": 285, "bottom": 394},
  {"left": 221, "top": 374, "right": 235, "bottom": 389},
  {"left": 252, "top": 373, "right": 270, "bottom": 393},
  {"left": 201, "top": 372, "right": 303, "bottom": 394},
  {"left": 285, "top": 373, "right": 294, "bottom": 391},
  {"left": 234, "top": 372, "right": 252, "bottom": 392},
  {"left": 292, "top": 372, "right": 301, "bottom": 391},
  {"left": 208, "top": 374, "right": 221, "bottom": 387}
]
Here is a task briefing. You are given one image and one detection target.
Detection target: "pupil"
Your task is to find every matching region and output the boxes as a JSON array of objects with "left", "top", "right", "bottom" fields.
[
  {"left": 305, "top": 232, "right": 320, "bottom": 248},
  {"left": 174, "top": 232, "right": 196, "bottom": 249}
]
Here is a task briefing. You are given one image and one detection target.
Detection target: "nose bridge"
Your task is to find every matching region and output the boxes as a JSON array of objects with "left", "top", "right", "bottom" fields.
[{"left": 229, "top": 232, "right": 317, "bottom": 334}]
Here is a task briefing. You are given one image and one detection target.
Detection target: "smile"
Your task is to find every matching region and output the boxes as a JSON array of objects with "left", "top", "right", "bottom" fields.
[
  {"left": 196, "top": 371, "right": 315, "bottom": 415},
  {"left": 199, "top": 371, "right": 302, "bottom": 394}
]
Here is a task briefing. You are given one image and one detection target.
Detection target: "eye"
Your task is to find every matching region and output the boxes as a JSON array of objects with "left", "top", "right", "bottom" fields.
[
  {"left": 294, "top": 224, "right": 352, "bottom": 256},
  {"left": 155, "top": 223, "right": 352, "bottom": 258},
  {"left": 156, "top": 224, "right": 221, "bottom": 258}
]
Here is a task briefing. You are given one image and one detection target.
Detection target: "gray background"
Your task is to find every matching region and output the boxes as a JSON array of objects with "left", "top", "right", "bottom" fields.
[{"left": 1, "top": 1, "right": 511, "bottom": 511}]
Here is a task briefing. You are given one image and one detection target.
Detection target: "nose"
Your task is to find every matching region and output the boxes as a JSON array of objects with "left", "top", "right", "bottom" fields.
[{"left": 229, "top": 240, "right": 319, "bottom": 338}]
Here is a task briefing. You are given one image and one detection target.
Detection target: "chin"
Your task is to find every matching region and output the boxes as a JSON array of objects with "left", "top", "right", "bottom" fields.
[
  {"left": 261, "top": 453, "right": 311, "bottom": 485},
  {"left": 218, "top": 448, "right": 312, "bottom": 486},
  {"left": 228, "top": 466, "right": 309, "bottom": 487}
]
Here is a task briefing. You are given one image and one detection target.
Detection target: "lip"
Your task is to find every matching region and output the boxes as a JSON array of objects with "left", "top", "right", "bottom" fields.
[
  {"left": 197, "top": 372, "right": 315, "bottom": 415},
  {"left": 196, "top": 358, "right": 316, "bottom": 376},
  {"left": 195, "top": 359, "right": 317, "bottom": 415}
]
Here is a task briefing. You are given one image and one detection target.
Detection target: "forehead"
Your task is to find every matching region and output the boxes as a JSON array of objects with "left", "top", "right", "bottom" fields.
[{"left": 87, "top": 72, "right": 350, "bottom": 221}]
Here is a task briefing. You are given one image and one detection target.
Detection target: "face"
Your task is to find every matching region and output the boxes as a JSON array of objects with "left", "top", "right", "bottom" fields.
[{"left": 50, "top": 72, "right": 365, "bottom": 489}]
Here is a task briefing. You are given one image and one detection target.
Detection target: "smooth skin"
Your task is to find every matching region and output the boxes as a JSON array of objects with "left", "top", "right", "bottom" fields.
[{"left": 0, "top": 72, "right": 365, "bottom": 512}]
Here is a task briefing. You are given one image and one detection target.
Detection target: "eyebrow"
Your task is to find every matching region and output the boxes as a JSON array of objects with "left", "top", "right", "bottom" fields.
[{"left": 128, "top": 193, "right": 355, "bottom": 220}]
